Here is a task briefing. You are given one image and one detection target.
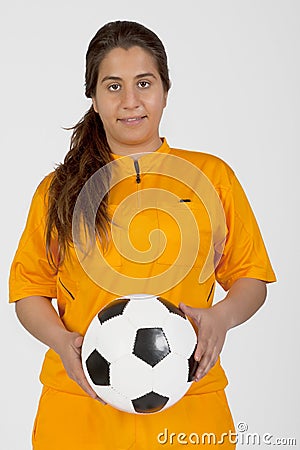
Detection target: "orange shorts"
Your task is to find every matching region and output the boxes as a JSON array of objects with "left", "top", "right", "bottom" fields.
[{"left": 32, "top": 387, "right": 236, "bottom": 449}]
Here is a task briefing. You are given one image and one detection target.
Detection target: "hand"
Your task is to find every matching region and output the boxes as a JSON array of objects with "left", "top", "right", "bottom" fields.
[
  {"left": 179, "top": 303, "right": 229, "bottom": 382},
  {"left": 57, "top": 331, "right": 106, "bottom": 404}
]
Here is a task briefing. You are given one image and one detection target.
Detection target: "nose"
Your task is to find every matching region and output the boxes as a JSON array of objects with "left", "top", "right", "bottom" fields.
[{"left": 121, "top": 86, "right": 140, "bottom": 110}]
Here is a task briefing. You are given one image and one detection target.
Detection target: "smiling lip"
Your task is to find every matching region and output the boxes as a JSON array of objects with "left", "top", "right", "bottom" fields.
[{"left": 118, "top": 116, "right": 147, "bottom": 125}]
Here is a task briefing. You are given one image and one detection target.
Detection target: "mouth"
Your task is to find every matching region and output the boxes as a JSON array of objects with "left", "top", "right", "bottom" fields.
[{"left": 118, "top": 116, "right": 147, "bottom": 125}]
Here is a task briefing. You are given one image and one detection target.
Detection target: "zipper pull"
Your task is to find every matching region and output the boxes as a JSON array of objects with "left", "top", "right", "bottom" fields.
[{"left": 134, "top": 160, "right": 141, "bottom": 184}]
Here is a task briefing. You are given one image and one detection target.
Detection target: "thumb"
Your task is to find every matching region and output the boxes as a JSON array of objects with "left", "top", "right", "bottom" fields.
[
  {"left": 179, "top": 303, "right": 203, "bottom": 326},
  {"left": 73, "top": 334, "right": 84, "bottom": 349},
  {"left": 179, "top": 302, "right": 193, "bottom": 316}
]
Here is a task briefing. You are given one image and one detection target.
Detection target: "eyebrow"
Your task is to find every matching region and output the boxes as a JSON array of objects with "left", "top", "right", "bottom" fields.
[{"left": 100, "top": 72, "right": 157, "bottom": 84}]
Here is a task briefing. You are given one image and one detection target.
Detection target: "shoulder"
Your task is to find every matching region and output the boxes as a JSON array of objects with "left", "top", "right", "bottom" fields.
[
  {"left": 168, "top": 146, "right": 236, "bottom": 189},
  {"left": 29, "top": 172, "right": 55, "bottom": 210},
  {"left": 34, "top": 172, "right": 55, "bottom": 196}
]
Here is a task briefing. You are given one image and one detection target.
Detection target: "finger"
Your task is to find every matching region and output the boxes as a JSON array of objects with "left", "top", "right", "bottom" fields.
[
  {"left": 194, "top": 345, "right": 218, "bottom": 381},
  {"left": 81, "top": 379, "right": 106, "bottom": 404},
  {"left": 201, "top": 358, "right": 218, "bottom": 380},
  {"left": 194, "top": 358, "right": 208, "bottom": 381},
  {"left": 194, "top": 339, "right": 206, "bottom": 363},
  {"left": 194, "top": 321, "right": 212, "bottom": 361},
  {"left": 96, "top": 395, "right": 107, "bottom": 405},
  {"left": 75, "top": 369, "right": 105, "bottom": 402},
  {"left": 70, "top": 357, "right": 98, "bottom": 399},
  {"left": 76, "top": 373, "right": 98, "bottom": 399},
  {"left": 194, "top": 344, "right": 214, "bottom": 380}
]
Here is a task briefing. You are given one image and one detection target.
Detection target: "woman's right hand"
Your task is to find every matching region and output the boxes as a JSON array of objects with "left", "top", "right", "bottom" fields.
[
  {"left": 57, "top": 330, "right": 107, "bottom": 404},
  {"left": 15, "top": 296, "right": 106, "bottom": 404}
]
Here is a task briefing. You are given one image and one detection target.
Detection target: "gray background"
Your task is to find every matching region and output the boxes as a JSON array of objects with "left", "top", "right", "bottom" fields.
[{"left": 1, "top": 0, "right": 299, "bottom": 448}]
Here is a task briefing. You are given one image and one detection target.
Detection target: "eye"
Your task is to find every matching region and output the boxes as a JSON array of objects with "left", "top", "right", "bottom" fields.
[
  {"left": 108, "top": 83, "right": 121, "bottom": 91},
  {"left": 138, "top": 80, "right": 150, "bottom": 89}
]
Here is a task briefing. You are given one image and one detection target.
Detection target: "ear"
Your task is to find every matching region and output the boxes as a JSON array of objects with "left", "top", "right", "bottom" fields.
[
  {"left": 163, "top": 91, "right": 169, "bottom": 108},
  {"left": 92, "top": 97, "right": 99, "bottom": 114},
  {"left": 163, "top": 81, "right": 171, "bottom": 108}
]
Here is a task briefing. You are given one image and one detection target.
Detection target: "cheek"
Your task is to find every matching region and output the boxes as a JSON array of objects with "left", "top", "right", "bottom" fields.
[
  {"left": 98, "top": 101, "right": 115, "bottom": 124},
  {"left": 147, "top": 94, "right": 166, "bottom": 116}
]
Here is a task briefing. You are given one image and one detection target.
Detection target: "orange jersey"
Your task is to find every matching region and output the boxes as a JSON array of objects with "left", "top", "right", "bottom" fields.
[{"left": 9, "top": 138, "right": 276, "bottom": 398}]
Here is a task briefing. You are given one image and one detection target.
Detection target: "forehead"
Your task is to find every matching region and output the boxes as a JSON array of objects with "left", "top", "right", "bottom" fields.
[{"left": 98, "top": 46, "right": 159, "bottom": 77}]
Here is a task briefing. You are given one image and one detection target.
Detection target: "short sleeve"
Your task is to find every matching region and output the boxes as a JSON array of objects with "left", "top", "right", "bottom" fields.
[
  {"left": 215, "top": 169, "right": 276, "bottom": 291},
  {"left": 9, "top": 174, "right": 58, "bottom": 303}
]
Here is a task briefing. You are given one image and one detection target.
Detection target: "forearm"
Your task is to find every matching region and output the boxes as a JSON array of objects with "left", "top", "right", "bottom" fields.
[
  {"left": 213, "top": 277, "right": 267, "bottom": 331},
  {"left": 15, "top": 296, "right": 70, "bottom": 354}
]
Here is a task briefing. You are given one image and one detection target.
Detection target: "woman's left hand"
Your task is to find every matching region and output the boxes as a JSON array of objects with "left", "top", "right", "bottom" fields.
[{"left": 179, "top": 302, "right": 229, "bottom": 382}]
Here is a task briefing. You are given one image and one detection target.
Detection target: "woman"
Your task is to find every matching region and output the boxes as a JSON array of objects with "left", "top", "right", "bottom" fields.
[{"left": 9, "top": 20, "right": 276, "bottom": 449}]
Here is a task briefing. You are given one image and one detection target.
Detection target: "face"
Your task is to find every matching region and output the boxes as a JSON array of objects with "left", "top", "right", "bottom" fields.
[{"left": 92, "top": 46, "right": 168, "bottom": 155}]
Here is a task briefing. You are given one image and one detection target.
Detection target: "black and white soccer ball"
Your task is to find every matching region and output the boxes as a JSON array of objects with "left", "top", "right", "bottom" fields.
[{"left": 82, "top": 294, "right": 197, "bottom": 414}]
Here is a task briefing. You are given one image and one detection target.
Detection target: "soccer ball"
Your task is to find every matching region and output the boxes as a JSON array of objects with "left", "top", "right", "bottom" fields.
[{"left": 81, "top": 294, "right": 198, "bottom": 414}]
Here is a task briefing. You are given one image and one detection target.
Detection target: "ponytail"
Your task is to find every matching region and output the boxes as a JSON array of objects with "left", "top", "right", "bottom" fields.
[{"left": 46, "top": 107, "right": 112, "bottom": 269}]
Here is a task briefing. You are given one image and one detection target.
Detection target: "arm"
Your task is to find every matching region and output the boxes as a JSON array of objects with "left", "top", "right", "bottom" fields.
[
  {"left": 15, "top": 296, "right": 104, "bottom": 401},
  {"left": 180, "top": 277, "right": 267, "bottom": 381}
]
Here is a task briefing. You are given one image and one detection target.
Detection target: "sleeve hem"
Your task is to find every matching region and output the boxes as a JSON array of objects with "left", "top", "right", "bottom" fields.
[
  {"left": 218, "top": 270, "right": 277, "bottom": 291},
  {"left": 9, "top": 288, "right": 57, "bottom": 303}
]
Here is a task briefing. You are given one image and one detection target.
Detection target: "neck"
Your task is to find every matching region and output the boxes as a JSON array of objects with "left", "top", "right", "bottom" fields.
[{"left": 108, "top": 136, "right": 163, "bottom": 156}]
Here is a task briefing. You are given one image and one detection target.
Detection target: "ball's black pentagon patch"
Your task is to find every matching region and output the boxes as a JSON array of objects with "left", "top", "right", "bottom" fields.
[
  {"left": 157, "top": 297, "right": 186, "bottom": 319},
  {"left": 188, "top": 346, "right": 198, "bottom": 382},
  {"left": 98, "top": 298, "right": 130, "bottom": 324},
  {"left": 133, "top": 328, "right": 170, "bottom": 367},
  {"left": 132, "top": 391, "right": 169, "bottom": 413},
  {"left": 86, "top": 349, "right": 110, "bottom": 385}
]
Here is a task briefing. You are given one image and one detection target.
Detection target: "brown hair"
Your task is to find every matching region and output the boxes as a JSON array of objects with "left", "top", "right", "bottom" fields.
[{"left": 46, "top": 21, "right": 171, "bottom": 268}]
